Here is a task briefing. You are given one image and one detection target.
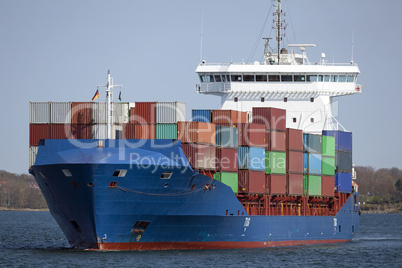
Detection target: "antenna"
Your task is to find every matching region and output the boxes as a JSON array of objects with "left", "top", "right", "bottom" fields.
[
  {"left": 351, "top": 28, "right": 355, "bottom": 64},
  {"left": 200, "top": 11, "right": 204, "bottom": 62},
  {"left": 273, "top": 0, "right": 287, "bottom": 65}
]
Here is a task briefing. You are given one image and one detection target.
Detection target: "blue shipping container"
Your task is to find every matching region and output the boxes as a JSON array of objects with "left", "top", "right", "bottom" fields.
[
  {"left": 249, "top": 147, "right": 265, "bottom": 172},
  {"left": 322, "top": 130, "right": 352, "bottom": 152},
  {"left": 308, "top": 153, "right": 322, "bottom": 175},
  {"left": 192, "top": 109, "right": 212, "bottom": 123},
  {"left": 216, "top": 126, "right": 238, "bottom": 148},
  {"left": 335, "top": 172, "right": 352, "bottom": 193},
  {"left": 303, "top": 152, "right": 308, "bottom": 174},
  {"left": 303, "top": 133, "right": 308, "bottom": 152},
  {"left": 238, "top": 146, "right": 265, "bottom": 171}
]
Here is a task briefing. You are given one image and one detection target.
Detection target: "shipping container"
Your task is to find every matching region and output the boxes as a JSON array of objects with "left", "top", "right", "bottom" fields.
[
  {"left": 29, "top": 146, "right": 39, "bottom": 168},
  {"left": 322, "top": 130, "right": 352, "bottom": 152},
  {"left": 92, "top": 124, "right": 122, "bottom": 139},
  {"left": 72, "top": 124, "right": 93, "bottom": 139},
  {"left": 286, "top": 128, "right": 303, "bottom": 151},
  {"left": 192, "top": 109, "right": 212, "bottom": 123},
  {"left": 215, "top": 172, "right": 238, "bottom": 194},
  {"left": 286, "top": 150, "right": 303, "bottom": 173},
  {"left": 129, "top": 107, "right": 135, "bottom": 123},
  {"left": 123, "top": 123, "right": 135, "bottom": 139},
  {"left": 308, "top": 175, "right": 322, "bottom": 196},
  {"left": 322, "top": 156, "right": 335, "bottom": 175},
  {"left": 236, "top": 123, "right": 266, "bottom": 148},
  {"left": 266, "top": 130, "right": 286, "bottom": 151},
  {"left": 29, "top": 124, "right": 51, "bottom": 146},
  {"left": 71, "top": 102, "right": 93, "bottom": 124},
  {"left": 308, "top": 153, "right": 322, "bottom": 175},
  {"left": 238, "top": 147, "right": 265, "bottom": 171},
  {"left": 93, "top": 102, "right": 107, "bottom": 124},
  {"left": 114, "top": 102, "right": 130, "bottom": 124},
  {"left": 156, "top": 124, "right": 178, "bottom": 139},
  {"left": 321, "top": 175, "right": 335, "bottom": 197},
  {"left": 335, "top": 172, "right": 352, "bottom": 193},
  {"left": 133, "top": 102, "right": 156, "bottom": 124},
  {"left": 216, "top": 126, "right": 238, "bottom": 148},
  {"left": 287, "top": 173, "right": 303, "bottom": 196},
  {"left": 177, "top": 121, "right": 215, "bottom": 144},
  {"left": 50, "top": 124, "right": 72, "bottom": 139},
  {"left": 181, "top": 143, "right": 216, "bottom": 170},
  {"left": 303, "top": 153, "right": 308, "bottom": 174},
  {"left": 267, "top": 174, "right": 286, "bottom": 195},
  {"left": 248, "top": 171, "right": 266, "bottom": 194},
  {"left": 252, "top": 107, "right": 286, "bottom": 130},
  {"left": 303, "top": 133, "right": 322, "bottom": 154},
  {"left": 337, "top": 151, "right": 352, "bottom": 173},
  {"left": 303, "top": 174, "right": 308, "bottom": 195},
  {"left": 322, "top": 135, "right": 335, "bottom": 157},
  {"left": 212, "top": 110, "right": 247, "bottom": 125},
  {"left": 215, "top": 148, "right": 238, "bottom": 172},
  {"left": 265, "top": 151, "right": 286, "bottom": 174},
  {"left": 156, "top": 102, "right": 186, "bottom": 124},
  {"left": 30, "top": 102, "right": 50, "bottom": 124},
  {"left": 133, "top": 124, "right": 156, "bottom": 139},
  {"left": 51, "top": 102, "right": 71, "bottom": 124},
  {"left": 237, "top": 170, "right": 249, "bottom": 194}
]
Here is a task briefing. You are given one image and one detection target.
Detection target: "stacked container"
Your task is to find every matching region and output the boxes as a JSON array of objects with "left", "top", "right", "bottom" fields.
[
  {"left": 253, "top": 107, "right": 287, "bottom": 195},
  {"left": 212, "top": 110, "right": 247, "bottom": 126},
  {"left": 214, "top": 124, "right": 239, "bottom": 193},
  {"left": 323, "top": 130, "right": 353, "bottom": 193},
  {"left": 303, "top": 133, "right": 322, "bottom": 196},
  {"left": 286, "top": 128, "right": 304, "bottom": 196},
  {"left": 192, "top": 109, "right": 212, "bottom": 123},
  {"left": 321, "top": 134, "right": 336, "bottom": 197}
]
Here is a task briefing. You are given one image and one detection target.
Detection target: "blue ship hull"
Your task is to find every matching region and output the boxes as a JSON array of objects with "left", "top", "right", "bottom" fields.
[{"left": 30, "top": 139, "right": 359, "bottom": 250}]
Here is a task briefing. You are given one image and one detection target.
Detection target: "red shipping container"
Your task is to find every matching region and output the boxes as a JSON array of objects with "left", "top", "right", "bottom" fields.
[
  {"left": 123, "top": 123, "right": 135, "bottom": 139},
  {"left": 216, "top": 148, "right": 238, "bottom": 172},
  {"left": 133, "top": 102, "right": 156, "bottom": 124},
  {"left": 287, "top": 173, "right": 303, "bottom": 196},
  {"left": 286, "top": 128, "right": 303, "bottom": 151},
  {"left": 212, "top": 110, "right": 247, "bottom": 125},
  {"left": 30, "top": 124, "right": 51, "bottom": 146},
  {"left": 322, "top": 176, "right": 335, "bottom": 197},
  {"left": 252, "top": 107, "right": 286, "bottom": 130},
  {"left": 177, "top": 121, "right": 216, "bottom": 144},
  {"left": 266, "top": 174, "right": 286, "bottom": 195},
  {"left": 133, "top": 124, "right": 156, "bottom": 139},
  {"left": 249, "top": 171, "right": 266, "bottom": 194},
  {"left": 181, "top": 143, "right": 216, "bottom": 170},
  {"left": 236, "top": 123, "right": 266, "bottom": 147},
  {"left": 129, "top": 107, "right": 136, "bottom": 123},
  {"left": 238, "top": 170, "right": 249, "bottom": 194},
  {"left": 51, "top": 124, "right": 72, "bottom": 139},
  {"left": 286, "top": 150, "right": 303, "bottom": 173},
  {"left": 266, "top": 130, "right": 286, "bottom": 151},
  {"left": 71, "top": 124, "right": 92, "bottom": 139},
  {"left": 71, "top": 102, "right": 93, "bottom": 124}
]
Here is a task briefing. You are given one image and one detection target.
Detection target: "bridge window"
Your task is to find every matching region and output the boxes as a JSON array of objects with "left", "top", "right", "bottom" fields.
[
  {"left": 214, "top": 75, "right": 222, "bottom": 82},
  {"left": 347, "top": 75, "right": 355, "bottom": 83},
  {"left": 294, "top": 75, "right": 306, "bottom": 82},
  {"left": 281, "top": 75, "right": 292, "bottom": 82},
  {"left": 222, "top": 75, "right": 230, "bottom": 82},
  {"left": 231, "top": 74, "right": 242, "bottom": 82},
  {"left": 338, "top": 75, "right": 347, "bottom": 82},
  {"left": 318, "top": 75, "right": 323, "bottom": 82},
  {"left": 268, "top": 75, "right": 280, "bottom": 82},
  {"left": 243, "top": 74, "right": 255, "bottom": 82},
  {"left": 200, "top": 75, "right": 215, "bottom": 83},
  {"left": 323, "top": 75, "right": 330, "bottom": 82},
  {"left": 307, "top": 75, "right": 317, "bottom": 82},
  {"left": 331, "top": 75, "right": 338, "bottom": 82},
  {"left": 256, "top": 74, "right": 267, "bottom": 81}
]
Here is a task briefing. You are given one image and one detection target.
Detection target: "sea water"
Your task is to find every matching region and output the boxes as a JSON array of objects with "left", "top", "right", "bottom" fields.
[{"left": 0, "top": 211, "right": 401, "bottom": 267}]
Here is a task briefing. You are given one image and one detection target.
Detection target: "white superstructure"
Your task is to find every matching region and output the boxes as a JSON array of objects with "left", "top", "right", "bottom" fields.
[{"left": 195, "top": 0, "right": 361, "bottom": 133}]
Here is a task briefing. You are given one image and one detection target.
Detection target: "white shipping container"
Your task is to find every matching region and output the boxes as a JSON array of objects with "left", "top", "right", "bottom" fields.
[
  {"left": 29, "top": 146, "right": 39, "bottom": 168},
  {"left": 113, "top": 102, "right": 129, "bottom": 124},
  {"left": 51, "top": 102, "right": 72, "bottom": 124},
  {"left": 30, "top": 102, "right": 50, "bottom": 124},
  {"left": 156, "top": 102, "right": 186, "bottom": 124},
  {"left": 247, "top": 111, "right": 253, "bottom": 123},
  {"left": 93, "top": 102, "right": 107, "bottom": 124},
  {"left": 92, "top": 124, "right": 122, "bottom": 139}
]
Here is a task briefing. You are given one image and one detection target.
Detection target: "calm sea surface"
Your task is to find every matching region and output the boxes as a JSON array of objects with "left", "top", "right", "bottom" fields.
[{"left": 0, "top": 211, "right": 401, "bottom": 267}]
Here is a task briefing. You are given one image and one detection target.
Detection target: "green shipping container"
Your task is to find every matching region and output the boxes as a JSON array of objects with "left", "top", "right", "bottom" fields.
[
  {"left": 303, "top": 175, "right": 308, "bottom": 196},
  {"left": 156, "top": 124, "right": 177, "bottom": 139},
  {"left": 322, "top": 135, "right": 335, "bottom": 157},
  {"left": 308, "top": 175, "right": 322, "bottom": 196},
  {"left": 265, "top": 151, "right": 286, "bottom": 174},
  {"left": 216, "top": 172, "right": 238, "bottom": 194},
  {"left": 322, "top": 156, "right": 335, "bottom": 175}
]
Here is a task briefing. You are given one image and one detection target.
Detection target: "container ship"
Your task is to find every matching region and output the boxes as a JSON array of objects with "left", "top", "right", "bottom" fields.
[{"left": 29, "top": 0, "right": 361, "bottom": 250}]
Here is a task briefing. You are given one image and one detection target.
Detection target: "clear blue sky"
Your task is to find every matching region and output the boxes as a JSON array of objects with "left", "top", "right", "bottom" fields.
[{"left": 0, "top": 0, "right": 401, "bottom": 174}]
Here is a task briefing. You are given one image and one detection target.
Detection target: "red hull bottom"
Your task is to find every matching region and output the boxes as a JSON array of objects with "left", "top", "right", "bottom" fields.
[{"left": 96, "top": 239, "right": 350, "bottom": 251}]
